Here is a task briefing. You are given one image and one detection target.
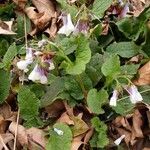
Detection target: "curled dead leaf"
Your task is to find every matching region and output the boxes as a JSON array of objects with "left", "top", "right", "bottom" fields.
[
  {"left": 134, "top": 61, "right": 150, "bottom": 85},
  {"left": 0, "top": 21, "right": 16, "bottom": 35},
  {"left": 9, "top": 122, "right": 28, "bottom": 146}
]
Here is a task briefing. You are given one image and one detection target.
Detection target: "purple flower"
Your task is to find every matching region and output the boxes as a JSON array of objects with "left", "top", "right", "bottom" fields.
[
  {"left": 28, "top": 64, "right": 48, "bottom": 84},
  {"left": 125, "top": 85, "right": 143, "bottom": 104},
  {"left": 109, "top": 90, "right": 119, "bottom": 107},
  {"left": 74, "top": 19, "right": 89, "bottom": 35},
  {"left": 58, "top": 13, "right": 75, "bottom": 36}
]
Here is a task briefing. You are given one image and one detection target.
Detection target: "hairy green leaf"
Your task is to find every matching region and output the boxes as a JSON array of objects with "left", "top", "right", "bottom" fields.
[
  {"left": 92, "top": 0, "right": 113, "bottom": 18},
  {"left": 101, "top": 55, "right": 120, "bottom": 77},
  {"left": 18, "top": 86, "right": 40, "bottom": 120},
  {"left": 91, "top": 117, "right": 109, "bottom": 148},
  {"left": 46, "top": 123, "right": 72, "bottom": 150},
  {"left": 3, "top": 43, "right": 17, "bottom": 69},
  {"left": 106, "top": 42, "right": 141, "bottom": 58},
  {"left": 0, "top": 69, "right": 10, "bottom": 104},
  {"left": 87, "top": 89, "right": 108, "bottom": 114},
  {"left": 62, "top": 35, "right": 91, "bottom": 75}
]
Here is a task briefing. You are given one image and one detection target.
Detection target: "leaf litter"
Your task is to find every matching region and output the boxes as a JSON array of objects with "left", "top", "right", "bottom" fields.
[{"left": 0, "top": 0, "right": 150, "bottom": 150}]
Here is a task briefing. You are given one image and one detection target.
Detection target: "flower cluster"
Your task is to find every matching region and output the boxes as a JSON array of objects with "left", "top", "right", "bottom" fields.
[
  {"left": 109, "top": 85, "right": 143, "bottom": 106},
  {"left": 17, "top": 40, "right": 55, "bottom": 84},
  {"left": 58, "top": 13, "right": 90, "bottom": 36}
]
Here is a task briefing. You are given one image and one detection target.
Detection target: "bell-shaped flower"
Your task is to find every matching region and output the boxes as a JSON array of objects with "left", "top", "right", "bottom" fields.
[
  {"left": 74, "top": 19, "right": 89, "bottom": 35},
  {"left": 58, "top": 13, "right": 75, "bottom": 36},
  {"left": 17, "top": 48, "right": 34, "bottom": 72},
  {"left": 119, "top": 3, "right": 129, "bottom": 18},
  {"left": 109, "top": 90, "right": 119, "bottom": 107},
  {"left": 114, "top": 135, "right": 125, "bottom": 145},
  {"left": 28, "top": 64, "right": 48, "bottom": 84},
  {"left": 125, "top": 85, "right": 143, "bottom": 104}
]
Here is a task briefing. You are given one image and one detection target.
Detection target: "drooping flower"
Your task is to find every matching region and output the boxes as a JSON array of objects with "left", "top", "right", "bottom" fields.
[
  {"left": 109, "top": 90, "right": 119, "bottom": 107},
  {"left": 58, "top": 13, "right": 75, "bottom": 36},
  {"left": 17, "top": 48, "right": 34, "bottom": 72},
  {"left": 125, "top": 85, "right": 143, "bottom": 104},
  {"left": 114, "top": 135, "right": 125, "bottom": 145},
  {"left": 28, "top": 64, "right": 48, "bottom": 84},
  {"left": 74, "top": 19, "right": 89, "bottom": 35},
  {"left": 54, "top": 128, "right": 64, "bottom": 136}
]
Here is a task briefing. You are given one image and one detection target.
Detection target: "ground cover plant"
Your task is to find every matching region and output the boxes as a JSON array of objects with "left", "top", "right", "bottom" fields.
[{"left": 0, "top": 0, "right": 150, "bottom": 149}]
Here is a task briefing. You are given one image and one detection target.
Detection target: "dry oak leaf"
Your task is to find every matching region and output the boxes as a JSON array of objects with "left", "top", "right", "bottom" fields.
[
  {"left": 71, "top": 134, "right": 85, "bottom": 150},
  {"left": 26, "top": 127, "right": 47, "bottom": 149},
  {"left": 0, "top": 21, "right": 16, "bottom": 35},
  {"left": 25, "top": 0, "right": 56, "bottom": 30},
  {"left": 0, "top": 133, "right": 14, "bottom": 150},
  {"left": 57, "top": 112, "right": 74, "bottom": 125},
  {"left": 134, "top": 61, "right": 150, "bottom": 85},
  {"left": 9, "top": 122, "right": 28, "bottom": 146}
]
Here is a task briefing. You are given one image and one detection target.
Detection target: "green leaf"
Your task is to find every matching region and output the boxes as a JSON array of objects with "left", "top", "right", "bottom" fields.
[
  {"left": 40, "top": 77, "right": 64, "bottom": 107},
  {"left": 91, "top": 117, "right": 109, "bottom": 148},
  {"left": 86, "top": 53, "right": 104, "bottom": 86},
  {"left": 62, "top": 35, "right": 91, "bottom": 75},
  {"left": 112, "top": 98, "right": 134, "bottom": 115},
  {"left": 106, "top": 42, "right": 141, "bottom": 58},
  {"left": 0, "top": 69, "right": 10, "bottom": 104},
  {"left": 101, "top": 54, "right": 120, "bottom": 77},
  {"left": 18, "top": 86, "right": 40, "bottom": 120},
  {"left": 87, "top": 89, "right": 108, "bottom": 114},
  {"left": 92, "top": 0, "right": 113, "bottom": 18},
  {"left": 56, "top": 0, "right": 78, "bottom": 17},
  {"left": 121, "top": 64, "right": 140, "bottom": 75},
  {"left": 0, "top": 40, "right": 9, "bottom": 56},
  {"left": 46, "top": 123, "right": 72, "bottom": 150},
  {"left": 64, "top": 76, "right": 84, "bottom": 100},
  {"left": 3, "top": 43, "right": 17, "bottom": 69}
]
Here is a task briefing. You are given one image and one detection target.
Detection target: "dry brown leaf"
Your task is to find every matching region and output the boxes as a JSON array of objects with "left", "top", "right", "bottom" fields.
[
  {"left": 44, "top": 100, "right": 65, "bottom": 118},
  {"left": 0, "top": 133, "right": 14, "bottom": 150},
  {"left": 83, "top": 128, "right": 94, "bottom": 144},
  {"left": 26, "top": 127, "right": 47, "bottom": 149},
  {"left": 132, "top": 109, "right": 143, "bottom": 138},
  {"left": 57, "top": 112, "right": 74, "bottom": 125},
  {"left": 27, "top": 0, "right": 55, "bottom": 30},
  {"left": 116, "top": 128, "right": 132, "bottom": 146},
  {"left": 9, "top": 122, "right": 28, "bottom": 146},
  {"left": 0, "top": 21, "right": 16, "bottom": 35},
  {"left": 134, "top": 61, "right": 150, "bottom": 85},
  {"left": 71, "top": 134, "right": 85, "bottom": 150}
]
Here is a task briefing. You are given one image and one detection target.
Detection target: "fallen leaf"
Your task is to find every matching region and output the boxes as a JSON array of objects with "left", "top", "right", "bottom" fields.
[
  {"left": 9, "top": 122, "right": 28, "bottom": 146},
  {"left": 71, "top": 114, "right": 89, "bottom": 137},
  {"left": 134, "top": 61, "right": 150, "bottom": 85},
  {"left": 71, "top": 134, "right": 84, "bottom": 150},
  {"left": 0, "top": 133, "right": 14, "bottom": 150},
  {"left": 26, "top": 127, "right": 47, "bottom": 149},
  {"left": 57, "top": 112, "right": 74, "bottom": 125},
  {"left": 132, "top": 109, "right": 143, "bottom": 138},
  {"left": 83, "top": 128, "right": 94, "bottom": 144},
  {"left": 0, "top": 20, "right": 16, "bottom": 35}
]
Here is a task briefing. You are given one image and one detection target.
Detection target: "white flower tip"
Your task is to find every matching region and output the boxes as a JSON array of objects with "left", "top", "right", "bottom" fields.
[
  {"left": 49, "top": 62, "right": 55, "bottom": 70},
  {"left": 17, "top": 60, "right": 29, "bottom": 72},
  {"left": 40, "top": 75, "right": 48, "bottom": 84},
  {"left": 109, "top": 90, "right": 118, "bottom": 107},
  {"left": 114, "top": 135, "right": 125, "bottom": 145},
  {"left": 54, "top": 128, "right": 64, "bottom": 136}
]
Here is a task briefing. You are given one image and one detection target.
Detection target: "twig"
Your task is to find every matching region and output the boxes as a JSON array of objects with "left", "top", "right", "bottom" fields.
[
  {"left": 13, "top": 109, "right": 20, "bottom": 150},
  {"left": 0, "top": 134, "right": 9, "bottom": 150}
]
